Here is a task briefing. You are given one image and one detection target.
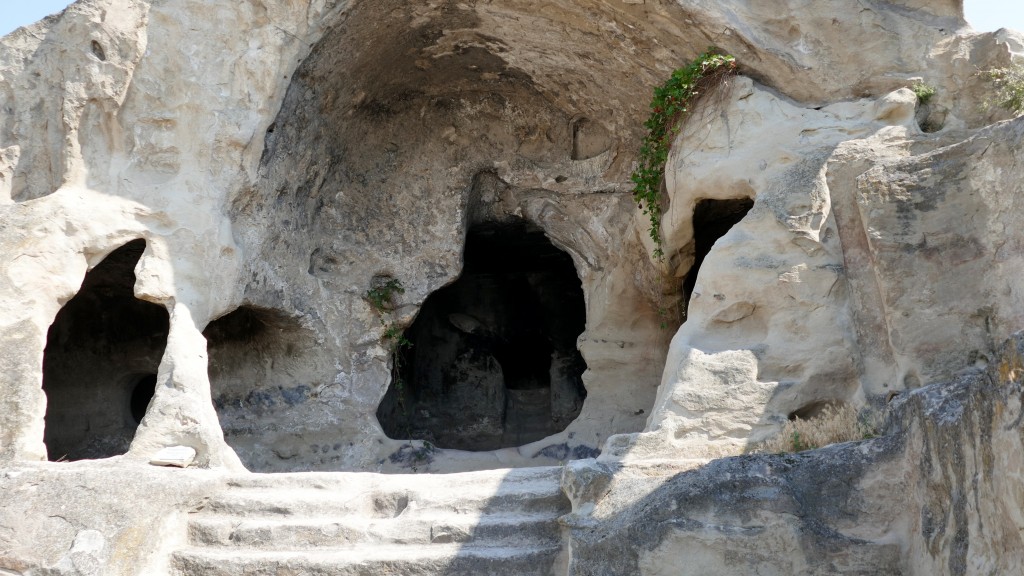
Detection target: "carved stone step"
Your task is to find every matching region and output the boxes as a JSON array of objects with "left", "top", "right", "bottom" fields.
[
  {"left": 171, "top": 467, "right": 570, "bottom": 576},
  {"left": 202, "top": 468, "right": 569, "bottom": 519},
  {"left": 188, "top": 511, "right": 564, "bottom": 549},
  {"left": 171, "top": 543, "right": 567, "bottom": 576}
]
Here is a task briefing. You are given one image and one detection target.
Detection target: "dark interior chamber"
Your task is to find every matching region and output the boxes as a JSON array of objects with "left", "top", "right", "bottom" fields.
[
  {"left": 377, "top": 221, "right": 588, "bottom": 451},
  {"left": 42, "top": 239, "right": 169, "bottom": 461}
]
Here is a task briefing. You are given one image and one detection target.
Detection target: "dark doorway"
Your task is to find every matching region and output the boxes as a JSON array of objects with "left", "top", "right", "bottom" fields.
[
  {"left": 203, "top": 305, "right": 319, "bottom": 471},
  {"left": 42, "top": 240, "right": 169, "bottom": 461},
  {"left": 377, "top": 221, "right": 588, "bottom": 451},
  {"left": 130, "top": 373, "right": 158, "bottom": 424},
  {"left": 682, "top": 197, "right": 755, "bottom": 315}
]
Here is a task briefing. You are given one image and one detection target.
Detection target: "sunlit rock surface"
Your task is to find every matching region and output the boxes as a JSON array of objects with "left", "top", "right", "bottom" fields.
[{"left": 1, "top": 0, "right": 1023, "bottom": 573}]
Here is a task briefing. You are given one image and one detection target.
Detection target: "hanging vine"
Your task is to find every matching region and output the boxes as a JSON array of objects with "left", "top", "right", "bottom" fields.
[
  {"left": 631, "top": 49, "right": 737, "bottom": 258},
  {"left": 364, "top": 276, "right": 412, "bottom": 403}
]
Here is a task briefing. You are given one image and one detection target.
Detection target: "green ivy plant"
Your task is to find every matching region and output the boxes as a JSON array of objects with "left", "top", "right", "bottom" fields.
[
  {"left": 365, "top": 276, "right": 413, "bottom": 399},
  {"left": 911, "top": 81, "right": 936, "bottom": 105},
  {"left": 632, "top": 49, "right": 737, "bottom": 258},
  {"left": 982, "top": 63, "right": 1024, "bottom": 116},
  {"left": 365, "top": 277, "right": 405, "bottom": 312}
]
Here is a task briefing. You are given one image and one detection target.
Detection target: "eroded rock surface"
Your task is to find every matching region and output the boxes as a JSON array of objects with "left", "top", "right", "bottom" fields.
[
  {"left": 565, "top": 333, "right": 1024, "bottom": 575},
  {"left": 2, "top": 0, "right": 1024, "bottom": 573}
]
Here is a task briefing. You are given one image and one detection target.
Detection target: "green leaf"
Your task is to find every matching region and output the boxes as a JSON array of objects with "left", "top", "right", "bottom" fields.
[{"left": 632, "top": 48, "right": 737, "bottom": 259}]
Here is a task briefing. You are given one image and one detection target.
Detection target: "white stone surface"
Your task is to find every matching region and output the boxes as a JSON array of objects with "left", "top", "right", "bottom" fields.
[
  {"left": 2, "top": 0, "right": 1024, "bottom": 573},
  {"left": 149, "top": 445, "right": 197, "bottom": 468}
]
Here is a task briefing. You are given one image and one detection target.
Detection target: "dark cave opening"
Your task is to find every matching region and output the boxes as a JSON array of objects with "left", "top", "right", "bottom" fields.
[
  {"left": 203, "top": 305, "right": 307, "bottom": 416},
  {"left": 42, "top": 239, "right": 169, "bottom": 461},
  {"left": 789, "top": 400, "right": 843, "bottom": 421},
  {"left": 203, "top": 305, "right": 280, "bottom": 345},
  {"left": 377, "top": 221, "right": 588, "bottom": 451},
  {"left": 682, "top": 197, "right": 755, "bottom": 315},
  {"left": 129, "top": 373, "right": 158, "bottom": 424},
  {"left": 203, "top": 304, "right": 323, "bottom": 470}
]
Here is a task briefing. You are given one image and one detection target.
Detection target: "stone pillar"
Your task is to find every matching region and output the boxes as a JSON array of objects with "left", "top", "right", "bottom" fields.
[{"left": 128, "top": 303, "right": 244, "bottom": 471}]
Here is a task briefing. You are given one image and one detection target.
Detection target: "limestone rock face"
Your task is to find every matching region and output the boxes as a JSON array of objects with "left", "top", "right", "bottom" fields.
[
  {"left": 614, "top": 81, "right": 1024, "bottom": 463},
  {"left": 0, "top": 462, "right": 222, "bottom": 575},
  {"left": 0, "top": 0, "right": 1016, "bottom": 473},
  {"left": 2, "top": 0, "right": 1024, "bottom": 573},
  {"left": 565, "top": 333, "right": 1024, "bottom": 575}
]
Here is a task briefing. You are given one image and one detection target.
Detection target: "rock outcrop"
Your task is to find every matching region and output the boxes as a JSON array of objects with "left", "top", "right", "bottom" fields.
[
  {"left": 2, "top": 0, "right": 1024, "bottom": 574},
  {"left": 564, "top": 332, "right": 1024, "bottom": 575}
]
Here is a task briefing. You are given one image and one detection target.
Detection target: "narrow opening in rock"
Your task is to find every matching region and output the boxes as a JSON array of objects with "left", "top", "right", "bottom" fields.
[
  {"left": 130, "top": 373, "right": 157, "bottom": 424},
  {"left": 788, "top": 400, "right": 836, "bottom": 421},
  {"left": 42, "top": 240, "right": 169, "bottom": 461},
  {"left": 682, "top": 197, "right": 755, "bottom": 316},
  {"left": 204, "top": 305, "right": 278, "bottom": 345},
  {"left": 377, "top": 220, "right": 588, "bottom": 451},
  {"left": 90, "top": 40, "right": 106, "bottom": 61},
  {"left": 915, "top": 104, "right": 946, "bottom": 133}
]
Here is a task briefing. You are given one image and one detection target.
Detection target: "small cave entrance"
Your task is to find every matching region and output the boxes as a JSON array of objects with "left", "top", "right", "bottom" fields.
[
  {"left": 42, "top": 240, "right": 169, "bottom": 461},
  {"left": 377, "top": 221, "right": 588, "bottom": 451},
  {"left": 203, "top": 305, "right": 319, "bottom": 470},
  {"left": 682, "top": 197, "right": 755, "bottom": 315},
  {"left": 788, "top": 400, "right": 841, "bottom": 421},
  {"left": 129, "top": 373, "right": 158, "bottom": 424}
]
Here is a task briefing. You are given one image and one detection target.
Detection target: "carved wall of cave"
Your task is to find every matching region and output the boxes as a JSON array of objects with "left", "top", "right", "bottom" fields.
[
  {"left": 377, "top": 221, "right": 588, "bottom": 451},
  {"left": 203, "top": 306, "right": 334, "bottom": 471},
  {"left": 221, "top": 0, "right": 679, "bottom": 471},
  {"left": 41, "top": 240, "right": 168, "bottom": 461}
]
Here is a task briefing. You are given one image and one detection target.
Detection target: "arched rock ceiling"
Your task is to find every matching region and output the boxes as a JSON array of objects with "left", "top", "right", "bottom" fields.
[
  {"left": 295, "top": 0, "right": 966, "bottom": 145},
  {"left": 240, "top": 0, "right": 982, "bottom": 313}
]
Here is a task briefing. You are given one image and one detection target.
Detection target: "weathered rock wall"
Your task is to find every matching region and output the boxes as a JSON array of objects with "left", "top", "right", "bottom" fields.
[
  {"left": 564, "top": 331, "right": 1024, "bottom": 575},
  {"left": 2, "top": 0, "right": 1024, "bottom": 573},
  {"left": 2, "top": 0, "right": 1021, "bottom": 473},
  {"left": 607, "top": 60, "right": 1024, "bottom": 463},
  {"left": 229, "top": 0, "right": 682, "bottom": 471},
  {"left": 0, "top": 0, "right": 346, "bottom": 470},
  {"left": 0, "top": 462, "right": 222, "bottom": 574}
]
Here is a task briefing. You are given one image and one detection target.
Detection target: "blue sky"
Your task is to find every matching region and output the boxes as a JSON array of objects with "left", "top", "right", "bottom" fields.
[
  {"left": 966, "top": 1, "right": 1024, "bottom": 33},
  {"left": 2, "top": 1, "right": 73, "bottom": 37},
  {"left": 0, "top": 1, "right": 1022, "bottom": 44}
]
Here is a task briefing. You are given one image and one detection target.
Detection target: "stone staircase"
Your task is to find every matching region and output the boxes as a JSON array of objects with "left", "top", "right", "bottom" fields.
[{"left": 170, "top": 466, "right": 570, "bottom": 576}]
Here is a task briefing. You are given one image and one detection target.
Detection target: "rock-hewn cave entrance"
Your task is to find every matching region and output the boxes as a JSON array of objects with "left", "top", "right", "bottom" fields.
[
  {"left": 377, "top": 221, "right": 588, "bottom": 451},
  {"left": 203, "top": 305, "right": 326, "bottom": 471},
  {"left": 682, "top": 197, "right": 755, "bottom": 313},
  {"left": 41, "top": 240, "right": 169, "bottom": 461}
]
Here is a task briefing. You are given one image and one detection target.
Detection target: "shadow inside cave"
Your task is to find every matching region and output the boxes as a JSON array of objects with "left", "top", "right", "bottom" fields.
[
  {"left": 41, "top": 239, "right": 169, "bottom": 461},
  {"left": 377, "top": 220, "right": 588, "bottom": 452}
]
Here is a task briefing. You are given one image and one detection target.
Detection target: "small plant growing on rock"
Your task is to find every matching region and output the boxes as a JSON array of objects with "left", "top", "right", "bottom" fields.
[
  {"left": 366, "top": 276, "right": 414, "bottom": 415},
  {"left": 632, "top": 49, "right": 737, "bottom": 258},
  {"left": 981, "top": 63, "right": 1024, "bottom": 116},
  {"left": 383, "top": 324, "right": 412, "bottom": 349},
  {"left": 911, "top": 81, "right": 936, "bottom": 105},
  {"left": 365, "top": 277, "right": 405, "bottom": 312},
  {"left": 365, "top": 275, "right": 412, "bottom": 382},
  {"left": 756, "top": 403, "right": 884, "bottom": 454}
]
